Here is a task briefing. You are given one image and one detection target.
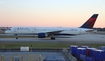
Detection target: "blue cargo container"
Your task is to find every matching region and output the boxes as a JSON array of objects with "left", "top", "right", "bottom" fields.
[
  {"left": 80, "top": 54, "right": 86, "bottom": 61},
  {"left": 70, "top": 45, "right": 78, "bottom": 55},
  {"left": 77, "top": 48, "right": 86, "bottom": 58},
  {"left": 99, "top": 46, "right": 105, "bottom": 51},
  {"left": 93, "top": 50, "right": 105, "bottom": 61},
  {"left": 85, "top": 57, "right": 95, "bottom": 61},
  {"left": 86, "top": 48, "right": 97, "bottom": 57},
  {"left": 81, "top": 46, "right": 90, "bottom": 48}
]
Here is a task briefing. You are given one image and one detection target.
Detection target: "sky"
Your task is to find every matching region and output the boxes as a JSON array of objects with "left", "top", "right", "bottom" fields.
[{"left": 0, "top": 0, "right": 105, "bottom": 28}]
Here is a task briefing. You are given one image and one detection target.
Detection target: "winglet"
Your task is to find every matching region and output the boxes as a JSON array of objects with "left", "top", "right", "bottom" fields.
[{"left": 80, "top": 14, "right": 98, "bottom": 28}]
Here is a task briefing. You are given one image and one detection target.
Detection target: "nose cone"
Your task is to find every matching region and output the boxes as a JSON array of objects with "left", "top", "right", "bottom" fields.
[{"left": 5, "top": 30, "right": 9, "bottom": 33}]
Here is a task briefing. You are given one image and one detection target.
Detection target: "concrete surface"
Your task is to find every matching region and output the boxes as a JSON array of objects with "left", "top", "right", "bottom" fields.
[{"left": 0, "top": 34, "right": 105, "bottom": 44}]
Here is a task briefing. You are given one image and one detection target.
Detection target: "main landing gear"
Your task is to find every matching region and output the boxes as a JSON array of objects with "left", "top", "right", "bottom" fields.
[
  {"left": 50, "top": 35, "right": 55, "bottom": 40},
  {"left": 14, "top": 34, "right": 18, "bottom": 39}
]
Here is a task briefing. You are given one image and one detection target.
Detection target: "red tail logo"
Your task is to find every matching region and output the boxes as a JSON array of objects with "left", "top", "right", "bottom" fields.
[{"left": 87, "top": 18, "right": 96, "bottom": 28}]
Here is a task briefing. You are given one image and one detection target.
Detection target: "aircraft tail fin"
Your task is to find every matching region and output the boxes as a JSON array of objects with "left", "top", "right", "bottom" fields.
[{"left": 80, "top": 14, "right": 98, "bottom": 28}]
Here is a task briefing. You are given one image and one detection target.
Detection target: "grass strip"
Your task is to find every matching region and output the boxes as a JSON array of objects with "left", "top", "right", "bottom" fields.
[{"left": 0, "top": 42, "right": 105, "bottom": 49}]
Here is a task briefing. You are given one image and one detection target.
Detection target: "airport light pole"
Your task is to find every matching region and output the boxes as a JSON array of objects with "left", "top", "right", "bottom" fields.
[
  {"left": 30, "top": 45, "right": 32, "bottom": 53},
  {"left": 30, "top": 45, "right": 33, "bottom": 61}
]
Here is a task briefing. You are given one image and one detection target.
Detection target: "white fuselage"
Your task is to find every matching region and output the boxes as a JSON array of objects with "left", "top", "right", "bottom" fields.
[{"left": 5, "top": 27, "right": 95, "bottom": 35}]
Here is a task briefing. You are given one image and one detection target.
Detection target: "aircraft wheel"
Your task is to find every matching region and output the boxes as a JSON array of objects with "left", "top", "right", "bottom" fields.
[
  {"left": 51, "top": 37, "right": 55, "bottom": 40},
  {"left": 14, "top": 34, "right": 17, "bottom": 36},
  {"left": 16, "top": 37, "right": 18, "bottom": 39}
]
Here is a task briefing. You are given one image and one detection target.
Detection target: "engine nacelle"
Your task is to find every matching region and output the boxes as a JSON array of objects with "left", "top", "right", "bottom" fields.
[{"left": 38, "top": 33, "right": 47, "bottom": 38}]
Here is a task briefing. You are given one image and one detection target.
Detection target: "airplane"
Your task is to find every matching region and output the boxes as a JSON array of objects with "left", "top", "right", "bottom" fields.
[{"left": 5, "top": 14, "right": 98, "bottom": 40}]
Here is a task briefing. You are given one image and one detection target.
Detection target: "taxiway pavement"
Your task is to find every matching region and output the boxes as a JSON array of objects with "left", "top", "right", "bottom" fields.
[{"left": 0, "top": 34, "right": 105, "bottom": 44}]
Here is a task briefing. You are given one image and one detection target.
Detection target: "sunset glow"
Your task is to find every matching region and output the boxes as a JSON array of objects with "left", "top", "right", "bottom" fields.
[{"left": 0, "top": 0, "right": 105, "bottom": 28}]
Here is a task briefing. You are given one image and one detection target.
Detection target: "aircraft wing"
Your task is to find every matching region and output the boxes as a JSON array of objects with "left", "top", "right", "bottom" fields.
[
  {"left": 47, "top": 30, "right": 63, "bottom": 34},
  {"left": 40, "top": 30, "right": 64, "bottom": 35},
  {"left": 85, "top": 29, "right": 97, "bottom": 32}
]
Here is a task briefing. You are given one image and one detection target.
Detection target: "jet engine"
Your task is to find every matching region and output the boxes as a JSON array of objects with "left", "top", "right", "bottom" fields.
[{"left": 38, "top": 33, "right": 48, "bottom": 38}]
